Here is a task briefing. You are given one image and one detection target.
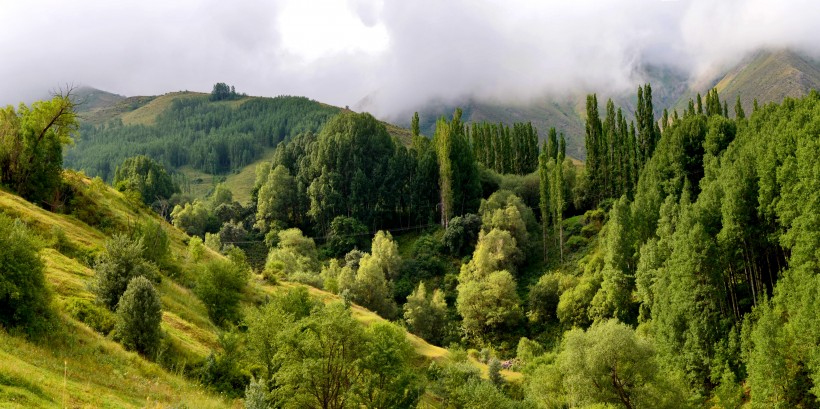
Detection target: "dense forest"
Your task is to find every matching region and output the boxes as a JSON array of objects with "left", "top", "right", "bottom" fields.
[
  {"left": 65, "top": 91, "right": 340, "bottom": 180},
  {"left": 2, "top": 82, "right": 820, "bottom": 408}
]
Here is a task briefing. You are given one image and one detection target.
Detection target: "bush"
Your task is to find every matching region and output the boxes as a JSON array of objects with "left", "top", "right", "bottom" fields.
[
  {"left": 0, "top": 215, "right": 52, "bottom": 336},
  {"left": 195, "top": 259, "right": 249, "bottom": 326},
  {"left": 116, "top": 276, "right": 162, "bottom": 356},
  {"left": 565, "top": 235, "right": 589, "bottom": 252},
  {"left": 64, "top": 297, "right": 116, "bottom": 335},
  {"left": 93, "top": 234, "right": 160, "bottom": 310}
]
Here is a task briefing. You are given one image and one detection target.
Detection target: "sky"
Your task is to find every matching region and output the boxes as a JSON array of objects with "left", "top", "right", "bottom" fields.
[{"left": 1, "top": 0, "right": 819, "bottom": 119}]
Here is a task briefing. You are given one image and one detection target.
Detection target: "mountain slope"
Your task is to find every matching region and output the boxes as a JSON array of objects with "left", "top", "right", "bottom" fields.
[{"left": 675, "top": 49, "right": 820, "bottom": 115}]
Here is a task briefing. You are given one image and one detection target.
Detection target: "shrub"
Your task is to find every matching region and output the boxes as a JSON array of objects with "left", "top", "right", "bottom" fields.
[
  {"left": 116, "top": 276, "right": 162, "bottom": 356},
  {"left": 565, "top": 235, "right": 589, "bottom": 252},
  {"left": 195, "top": 259, "right": 249, "bottom": 326},
  {"left": 0, "top": 215, "right": 52, "bottom": 336},
  {"left": 64, "top": 297, "right": 116, "bottom": 335},
  {"left": 93, "top": 234, "right": 160, "bottom": 310}
]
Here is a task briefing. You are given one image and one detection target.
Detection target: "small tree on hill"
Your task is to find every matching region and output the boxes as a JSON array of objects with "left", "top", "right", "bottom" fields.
[
  {"left": 0, "top": 214, "right": 52, "bottom": 336},
  {"left": 94, "top": 234, "right": 160, "bottom": 311},
  {"left": 116, "top": 276, "right": 162, "bottom": 357}
]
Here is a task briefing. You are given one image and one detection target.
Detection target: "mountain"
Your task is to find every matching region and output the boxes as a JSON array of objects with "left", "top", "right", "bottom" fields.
[
  {"left": 402, "top": 49, "right": 820, "bottom": 160},
  {"left": 395, "top": 63, "right": 690, "bottom": 161},
  {"left": 674, "top": 49, "right": 820, "bottom": 115}
]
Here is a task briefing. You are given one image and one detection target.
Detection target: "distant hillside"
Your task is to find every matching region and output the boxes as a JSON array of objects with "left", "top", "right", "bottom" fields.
[
  {"left": 66, "top": 89, "right": 414, "bottom": 203},
  {"left": 673, "top": 49, "right": 820, "bottom": 115},
  {"left": 401, "top": 64, "right": 689, "bottom": 160},
  {"left": 73, "top": 86, "right": 126, "bottom": 113}
]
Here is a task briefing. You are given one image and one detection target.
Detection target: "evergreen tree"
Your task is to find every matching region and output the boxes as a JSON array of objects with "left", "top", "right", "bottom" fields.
[{"left": 734, "top": 96, "right": 745, "bottom": 120}]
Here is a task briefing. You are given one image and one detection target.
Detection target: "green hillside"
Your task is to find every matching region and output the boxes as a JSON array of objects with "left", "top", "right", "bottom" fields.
[
  {"left": 0, "top": 169, "right": 518, "bottom": 407},
  {"left": 0, "top": 172, "right": 230, "bottom": 408}
]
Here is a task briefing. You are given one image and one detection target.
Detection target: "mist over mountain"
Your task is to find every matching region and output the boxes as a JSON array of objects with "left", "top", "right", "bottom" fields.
[{"left": 3, "top": 0, "right": 820, "bottom": 122}]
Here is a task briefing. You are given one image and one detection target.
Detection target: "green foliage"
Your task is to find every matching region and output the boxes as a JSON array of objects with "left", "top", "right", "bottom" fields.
[
  {"left": 0, "top": 214, "right": 52, "bottom": 336},
  {"left": 555, "top": 319, "right": 684, "bottom": 408},
  {"left": 325, "top": 215, "right": 368, "bottom": 258},
  {"left": 199, "top": 331, "right": 249, "bottom": 397},
  {"left": 0, "top": 94, "right": 78, "bottom": 206},
  {"left": 357, "top": 322, "right": 423, "bottom": 409},
  {"left": 403, "top": 282, "right": 448, "bottom": 344},
  {"left": 68, "top": 95, "right": 338, "bottom": 178},
  {"left": 443, "top": 213, "right": 482, "bottom": 256},
  {"left": 209, "top": 82, "right": 241, "bottom": 101},
  {"left": 263, "top": 228, "right": 320, "bottom": 285},
  {"left": 135, "top": 219, "right": 171, "bottom": 267},
  {"left": 457, "top": 269, "right": 522, "bottom": 344},
  {"left": 171, "top": 199, "right": 219, "bottom": 237},
  {"left": 113, "top": 155, "right": 178, "bottom": 205},
  {"left": 115, "top": 276, "right": 162, "bottom": 357},
  {"left": 65, "top": 297, "right": 116, "bottom": 335},
  {"left": 255, "top": 164, "right": 298, "bottom": 231},
  {"left": 93, "top": 234, "right": 160, "bottom": 311},
  {"left": 468, "top": 120, "right": 539, "bottom": 175},
  {"left": 195, "top": 258, "right": 249, "bottom": 326}
]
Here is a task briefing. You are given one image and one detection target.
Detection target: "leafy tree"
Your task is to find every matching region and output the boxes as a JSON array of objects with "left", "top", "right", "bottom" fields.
[
  {"left": 263, "top": 228, "right": 320, "bottom": 285},
  {"left": 442, "top": 213, "right": 482, "bottom": 256},
  {"left": 460, "top": 228, "right": 522, "bottom": 281},
  {"left": 136, "top": 219, "right": 171, "bottom": 267},
  {"left": 356, "top": 322, "right": 422, "bottom": 409},
  {"left": 350, "top": 252, "right": 397, "bottom": 318},
  {"left": 256, "top": 164, "right": 298, "bottom": 231},
  {"left": 276, "top": 302, "right": 366, "bottom": 409},
  {"left": 403, "top": 282, "right": 447, "bottom": 344},
  {"left": 411, "top": 112, "right": 420, "bottom": 137},
  {"left": 171, "top": 199, "right": 219, "bottom": 237},
  {"left": 195, "top": 258, "right": 250, "bottom": 326},
  {"left": 557, "top": 319, "right": 683, "bottom": 408},
  {"left": 457, "top": 269, "right": 522, "bottom": 344},
  {"left": 0, "top": 93, "right": 78, "bottom": 206},
  {"left": 115, "top": 276, "right": 162, "bottom": 357},
  {"left": 325, "top": 216, "right": 368, "bottom": 258},
  {"left": 94, "top": 234, "right": 160, "bottom": 310},
  {"left": 0, "top": 215, "right": 52, "bottom": 335},
  {"left": 113, "top": 155, "right": 178, "bottom": 205},
  {"left": 479, "top": 190, "right": 538, "bottom": 259}
]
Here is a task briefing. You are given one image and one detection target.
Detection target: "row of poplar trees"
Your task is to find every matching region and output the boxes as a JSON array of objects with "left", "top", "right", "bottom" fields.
[{"left": 584, "top": 84, "right": 661, "bottom": 207}]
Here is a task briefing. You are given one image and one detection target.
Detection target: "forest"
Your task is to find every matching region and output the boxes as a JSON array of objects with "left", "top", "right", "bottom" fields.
[{"left": 1, "top": 82, "right": 819, "bottom": 408}]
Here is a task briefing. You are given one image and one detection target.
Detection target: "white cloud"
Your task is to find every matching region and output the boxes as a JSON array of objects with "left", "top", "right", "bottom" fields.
[{"left": 1, "top": 0, "right": 818, "bottom": 117}]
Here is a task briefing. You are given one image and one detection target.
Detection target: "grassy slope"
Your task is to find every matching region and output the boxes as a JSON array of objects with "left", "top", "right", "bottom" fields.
[
  {"left": 0, "top": 171, "right": 519, "bottom": 407},
  {"left": 0, "top": 172, "right": 230, "bottom": 408}
]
